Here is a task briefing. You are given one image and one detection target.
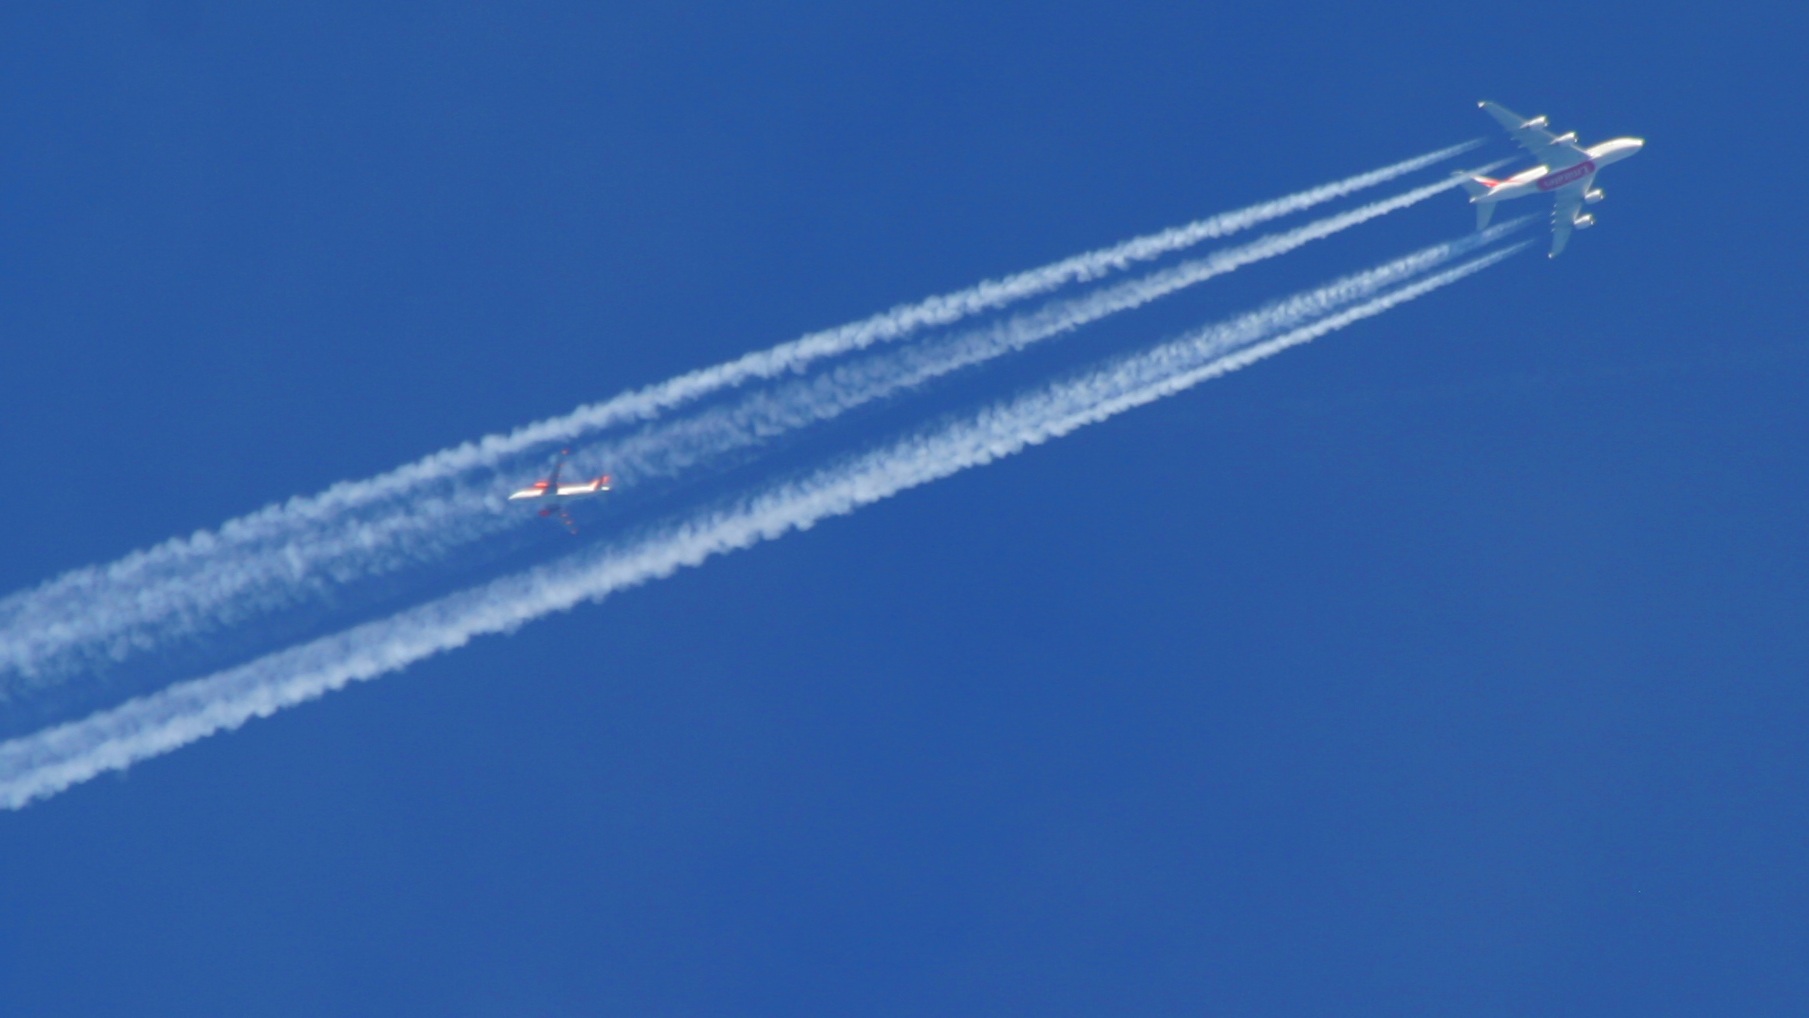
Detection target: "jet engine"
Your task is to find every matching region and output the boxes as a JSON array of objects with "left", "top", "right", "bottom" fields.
[
  {"left": 1573, "top": 213, "right": 1596, "bottom": 230},
  {"left": 1553, "top": 131, "right": 1579, "bottom": 145},
  {"left": 1584, "top": 188, "right": 1605, "bottom": 204}
]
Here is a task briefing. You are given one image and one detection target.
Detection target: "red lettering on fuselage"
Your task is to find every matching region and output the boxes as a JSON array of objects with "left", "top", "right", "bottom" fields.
[{"left": 1537, "top": 160, "right": 1596, "bottom": 191}]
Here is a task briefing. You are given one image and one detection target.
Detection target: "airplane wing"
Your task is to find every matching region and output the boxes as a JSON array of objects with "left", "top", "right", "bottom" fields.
[
  {"left": 1548, "top": 189, "right": 1582, "bottom": 258},
  {"left": 538, "top": 504, "right": 580, "bottom": 535},
  {"left": 1480, "top": 101, "right": 1590, "bottom": 168}
]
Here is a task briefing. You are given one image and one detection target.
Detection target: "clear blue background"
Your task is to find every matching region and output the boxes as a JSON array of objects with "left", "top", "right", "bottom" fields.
[{"left": 3, "top": 4, "right": 1804, "bottom": 1014}]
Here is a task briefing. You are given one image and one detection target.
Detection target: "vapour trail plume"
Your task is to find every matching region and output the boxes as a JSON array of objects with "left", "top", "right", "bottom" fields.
[{"left": 326, "top": 140, "right": 1487, "bottom": 474}]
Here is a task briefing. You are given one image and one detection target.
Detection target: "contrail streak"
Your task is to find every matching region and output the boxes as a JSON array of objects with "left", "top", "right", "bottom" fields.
[
  {"left": 322, "top": 140, "right": 1486, "bottom": 470},
  {"left": 0, "top": 167, "right": 1499, "bottom": 691},
  {"left": 0, "top": 239, "right": 1527, "bottom": 809}
]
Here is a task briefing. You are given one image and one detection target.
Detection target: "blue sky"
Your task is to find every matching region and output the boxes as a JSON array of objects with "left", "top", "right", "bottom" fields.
[{"left": 3, "top": 3, "right": 1805, "bottom": 1015}]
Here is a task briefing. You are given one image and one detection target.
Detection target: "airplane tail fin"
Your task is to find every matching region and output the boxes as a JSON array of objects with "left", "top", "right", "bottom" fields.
[{"left": 1453, "top": 171, "right": 1498, "bottom": 230}]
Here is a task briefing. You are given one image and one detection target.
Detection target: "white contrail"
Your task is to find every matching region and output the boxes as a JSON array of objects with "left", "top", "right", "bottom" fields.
[
  {"left": 0, "top": 170, "right": 1503, "bottom": 691},
  {"left": 0, "top": 240, "right": 1527, "bottom": 809},
  {"left": 280, "top": 140, "right": 1485, "bottom": 477}
]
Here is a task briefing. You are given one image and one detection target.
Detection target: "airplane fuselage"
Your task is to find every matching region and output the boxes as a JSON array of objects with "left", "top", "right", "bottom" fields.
[
  {"left": 507, "top": 478, "right": 611, "bottom": 501},
  {"left": 1472, "top": 137, "right": 1644, "bottom": 205}
]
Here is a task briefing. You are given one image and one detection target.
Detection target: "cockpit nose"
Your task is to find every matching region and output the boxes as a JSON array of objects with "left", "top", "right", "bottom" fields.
[{"left": 1626, "top": 137, "right": 1646, "bottom": 153}]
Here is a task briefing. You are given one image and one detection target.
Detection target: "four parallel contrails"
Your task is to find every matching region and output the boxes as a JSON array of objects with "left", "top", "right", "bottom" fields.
[
  {"left": 0, "top": 142, "right": 1533, "bottom": 807},
  {"left": 0, "top": 228, "right": 1535, "bottom": 810}
]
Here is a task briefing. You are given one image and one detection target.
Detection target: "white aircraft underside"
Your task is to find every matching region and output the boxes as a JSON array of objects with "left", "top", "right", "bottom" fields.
[
  {"left": 509, "top": 480, "right": 613, "bottom": 499},
  {"left": 1460, "top": 101, "right": 1643, "bottom": 257}
]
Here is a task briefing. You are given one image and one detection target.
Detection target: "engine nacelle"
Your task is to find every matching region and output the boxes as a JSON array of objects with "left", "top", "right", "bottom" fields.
[
  {"left": 1523, "top": 115, "right": 1549, "bottom": 129},
  {"left": 1552, "top": 131, "right": 1578, "bottom": 145},
  {"left": 1584, "top": 187, "right": 1605, "bottom": 205},
  {"left": 1573, "top": 212, "right": 1596, "bottom": 230}
]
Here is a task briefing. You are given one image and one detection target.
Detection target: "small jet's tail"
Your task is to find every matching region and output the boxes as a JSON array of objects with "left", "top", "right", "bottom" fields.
[{"left": 1453, "top": 171, "right": 1499, "bottom": 230}]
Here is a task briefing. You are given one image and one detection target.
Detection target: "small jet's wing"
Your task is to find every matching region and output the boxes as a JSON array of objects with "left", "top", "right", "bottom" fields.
[
  {"left": 1548, "top": 190, "right": 1583, "bottom": 258},
  {"left": 537, "top": 504, "right": 580, "bottom": 534},
  {"left": 1480, "top": 101, "right": 1590, "bottom": 168},
  {"left": 546, "top": 448, "right": 569, "bottom": 489}
]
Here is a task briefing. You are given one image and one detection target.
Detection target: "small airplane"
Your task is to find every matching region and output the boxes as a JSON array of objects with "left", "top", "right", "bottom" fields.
[
  {"left": 508, "top": 449, "right": 611, "bottom": 534},
  {"left": 1458, "top": 101, "right": 1644, "bottom": 258}
]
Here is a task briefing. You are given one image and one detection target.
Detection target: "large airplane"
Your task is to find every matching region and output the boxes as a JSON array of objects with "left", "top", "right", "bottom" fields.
[
  {"left": 1459, "top": 101, "right": 1644, "bottom": 258},
  {"left": 508, "top": 448, "right": 611, "bottom": 534}
]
